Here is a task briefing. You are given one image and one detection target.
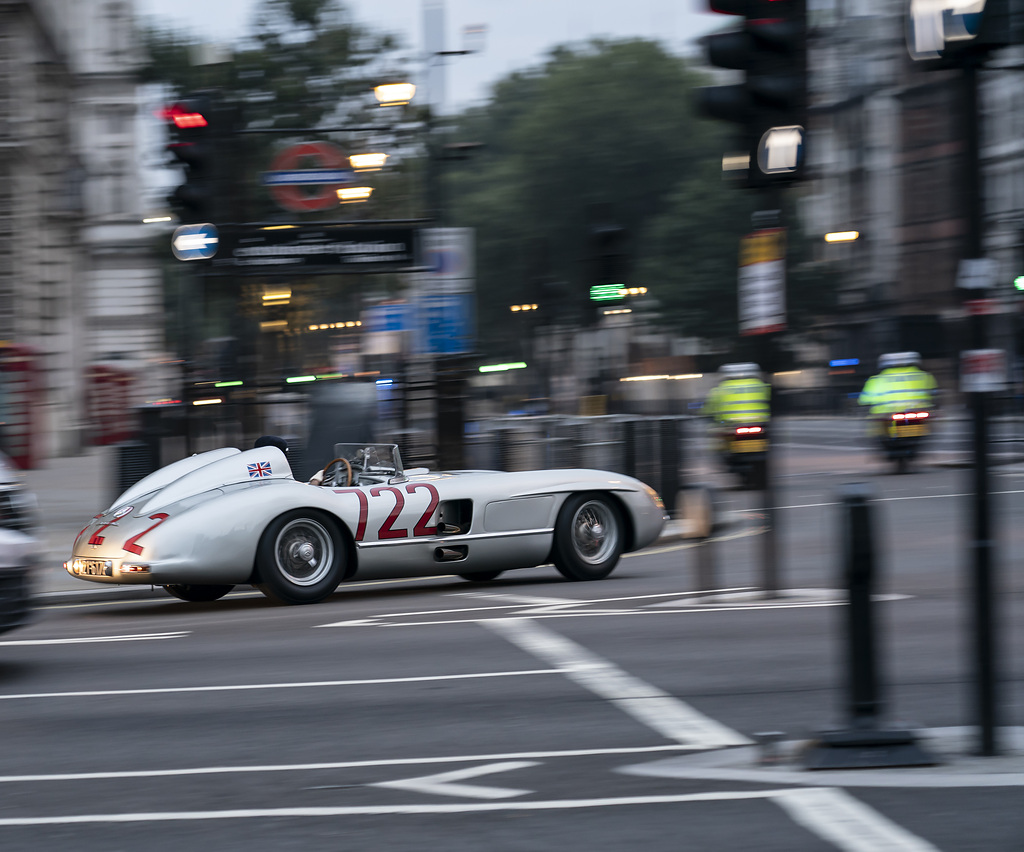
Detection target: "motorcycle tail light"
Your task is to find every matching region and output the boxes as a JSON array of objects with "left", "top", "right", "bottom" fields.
[
  {"left": 736, "top": 426, "right": 763, "bottom": 435},
  {"left": 892, "top": 413, "right": 905, "bottom": 420}
]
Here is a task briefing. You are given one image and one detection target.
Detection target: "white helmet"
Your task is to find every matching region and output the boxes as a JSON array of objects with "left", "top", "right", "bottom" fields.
[
  {"left": 890, "top": 351, "right": 921, "bottom": 367},
  {"left": 720, "top": 362, "right": 761, "bottom": 378}
]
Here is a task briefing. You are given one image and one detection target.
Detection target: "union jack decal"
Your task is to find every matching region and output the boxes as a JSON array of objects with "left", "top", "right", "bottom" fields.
[{"left": 248, "top": 461, "right": 273, "bottom": 478}]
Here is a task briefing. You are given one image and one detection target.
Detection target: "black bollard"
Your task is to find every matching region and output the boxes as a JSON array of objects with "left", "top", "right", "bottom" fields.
[
  {"left": 844, "top": 483, "right": 881, "bottom": 722},
  {"left": 802, "top": 484, "right": 936, "bottom": 770}
]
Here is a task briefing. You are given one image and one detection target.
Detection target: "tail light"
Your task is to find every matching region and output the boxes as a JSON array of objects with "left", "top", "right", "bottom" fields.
[
  {"left": 735, "top": 426, "right": 763, "bottom": 435},
  {"left": 891, "top": 411, "right": 929, "bottom": 421}
]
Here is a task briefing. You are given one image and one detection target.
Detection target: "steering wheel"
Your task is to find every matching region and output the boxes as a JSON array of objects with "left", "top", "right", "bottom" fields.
[{"left": 320, "top": 457, "right": 353, "bottom": 488}]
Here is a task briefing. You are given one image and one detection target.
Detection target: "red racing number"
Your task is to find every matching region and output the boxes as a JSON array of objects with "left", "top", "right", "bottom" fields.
[
  {"left": 369, "top": 487, "right": 409, "bottom": 539},
  {"left": 333, "top": 488, "right": 369, "bottom": 541},
  {"left": 335, "top": 483, "right": 440, "bottom": 541},
  {"left": 122, "top": 513, "right": 169, "bottom": 556},
  {"left": 405, "top": 483, "right": 439, "bottom": 536}
]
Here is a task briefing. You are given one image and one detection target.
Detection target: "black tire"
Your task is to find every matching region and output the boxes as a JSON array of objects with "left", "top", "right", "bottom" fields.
[
  {"left": 552, "top": 494, "right": 625, "bottom": 581},
  {"left": 457, "top": 571, "right": 504, "bottom": 582},
  {"left": 163, "top": 584, "right": 235, "bottom": 602},
  {"left": 254, "top": 510, "right": 346, "bottom": 605}
]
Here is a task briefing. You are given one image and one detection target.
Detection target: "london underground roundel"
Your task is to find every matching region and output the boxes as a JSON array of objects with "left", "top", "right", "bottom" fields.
[{"left": 263, "top": 142, "right": 353, "bottom": 212}]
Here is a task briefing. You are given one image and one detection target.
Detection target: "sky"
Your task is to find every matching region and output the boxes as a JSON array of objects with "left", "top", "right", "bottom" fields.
[{"left": 135, "top": 0, "right": 723, "bottom": 112}]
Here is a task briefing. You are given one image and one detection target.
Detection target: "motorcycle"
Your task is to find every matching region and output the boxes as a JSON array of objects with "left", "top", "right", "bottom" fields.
[
  {"left": 715, "top": 422, "right": 769, "bottom": 490},
  {"left": 880, "top": 409, "right": 931, "bottom": 473}
]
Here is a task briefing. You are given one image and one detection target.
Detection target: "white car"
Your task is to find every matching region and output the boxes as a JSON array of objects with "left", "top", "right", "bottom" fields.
[
  {"left": 0, "top": 452, "right": 37, "bottom": 634},
  {"left": 66, "top": 441, "right": 666, "bottom": 605}
]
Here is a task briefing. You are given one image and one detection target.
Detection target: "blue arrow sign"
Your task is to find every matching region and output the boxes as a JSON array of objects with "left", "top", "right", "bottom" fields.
[
  {"left": 261, "top": 169, "right": 354, "bottom": 186},
  {"left": 172, "top": 223, "right": 219, "bottom": 261}
]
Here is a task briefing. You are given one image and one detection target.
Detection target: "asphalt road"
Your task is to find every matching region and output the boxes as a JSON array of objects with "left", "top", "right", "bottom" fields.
[{"left": 2, "top": 417, "right": 1023, "bottom": 850}]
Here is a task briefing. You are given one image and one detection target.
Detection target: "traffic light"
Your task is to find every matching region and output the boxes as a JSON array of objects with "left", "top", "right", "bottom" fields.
[
  {"left": 164, "top": 93, "right": 227, "bottom": 225},
  {"left": 696, "top": 0, "right": 808, "bottom": 186},
  {"left": 907, "top": 0, "right": 1020, "bottom": 63}
]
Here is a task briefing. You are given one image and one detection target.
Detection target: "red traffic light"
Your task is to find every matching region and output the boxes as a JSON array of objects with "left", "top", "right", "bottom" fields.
[{"left": 161, "top": 104, "right": 209, "bottom": 129}]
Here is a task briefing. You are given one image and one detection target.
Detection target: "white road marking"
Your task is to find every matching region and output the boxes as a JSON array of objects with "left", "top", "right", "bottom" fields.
[
  {"left": 0, "top": 745, "right": 698, "bottom": 784},
  {"left": 0, "top": 632, "right": 189, "bottom": 646},
  {"left": 0, "top": 788, "right": 834, "bottom": 825},
  {"left": 775, "top": 787, "right": 942, "bottom": 852},
  {"left": 756, "top": 487, "right": 1024, "bottom": 513},
  {"left": 0, "top": 669, "right": 561, "bottom": 702},
  {"left": 371, "top": 761, "right": 537, "bottom": 800},
  {"left": 485, "top": 618, "right": 750, "bottom": 748}
]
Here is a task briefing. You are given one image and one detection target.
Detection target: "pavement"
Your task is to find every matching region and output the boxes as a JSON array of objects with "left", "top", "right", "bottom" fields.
[{"left": 18, "top": 446, "right": 707, "bottom": 601}]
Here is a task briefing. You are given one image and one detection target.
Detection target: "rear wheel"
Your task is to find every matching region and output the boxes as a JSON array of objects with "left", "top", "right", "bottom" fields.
[
  {"left": 163, "top": 584, "right": 235, "bottom": 602},
  {"left": 552, "top": 494, "right": 624, "bottom": 581},
  {"left": 255, "top": 510, "right": 345, "bottom": 605}
]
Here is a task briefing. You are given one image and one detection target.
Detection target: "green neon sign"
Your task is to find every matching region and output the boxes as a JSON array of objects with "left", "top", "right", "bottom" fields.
[
  {"left": 590, "top": 284, "right": 625, "bottom": 302},
  {"left": 478, "top": 362, "right": 527, "bottom": 373}
]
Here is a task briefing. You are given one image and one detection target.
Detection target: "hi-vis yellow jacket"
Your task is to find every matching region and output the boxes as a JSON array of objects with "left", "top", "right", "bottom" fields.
[
  {"left": 858, "top": 366, "right": 936, "bottom": 415},
  {"left": 704, "top": 377, "right": 771, "bottom": 424}
]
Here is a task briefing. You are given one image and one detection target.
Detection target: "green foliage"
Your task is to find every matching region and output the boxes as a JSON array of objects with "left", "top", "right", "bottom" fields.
[{"left": 443, "top": 38, "right": 834, "bottom": 358}]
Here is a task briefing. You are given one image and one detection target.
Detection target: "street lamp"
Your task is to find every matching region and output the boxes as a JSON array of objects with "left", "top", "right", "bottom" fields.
[
  {"left": 349, "top": 153, "right": 388, "bottom": 172},
  {"left": 824, "top": 230, "right": 861, "bottom": 243},
  {"left": 373, "top": 83, "right": 416, "bottom": 107},
  {"left": 336, "top": 186, "right": 374, "bottom": 203}
]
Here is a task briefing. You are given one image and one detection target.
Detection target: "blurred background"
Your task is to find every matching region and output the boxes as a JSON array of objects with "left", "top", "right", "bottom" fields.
[{"left": 2, "top": 0, "right": 1022, "bottom": 478}]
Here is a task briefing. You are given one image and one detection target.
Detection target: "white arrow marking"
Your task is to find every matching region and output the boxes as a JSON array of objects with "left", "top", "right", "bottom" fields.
[{"left": 372, "top": 761, "right": 537, "bottom": 800}]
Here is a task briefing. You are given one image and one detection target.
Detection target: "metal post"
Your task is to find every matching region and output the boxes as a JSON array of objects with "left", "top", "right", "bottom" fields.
[
  {"left": 964, "top": 56, "right": 998, "bottom": 757},
  {"left": 844, "top": 484, "right": 881, "bottom": 722},
  {"left": 802, "top": 484, "right": 935, "bottom": 769},
  {"left": 761, "top": 374, "right": 778, "bottom": 598}
]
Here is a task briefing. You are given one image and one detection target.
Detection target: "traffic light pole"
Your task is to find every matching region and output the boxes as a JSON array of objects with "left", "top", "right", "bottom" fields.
[{"left": 963, "top": 56, "right": 998, "bottom": 757}]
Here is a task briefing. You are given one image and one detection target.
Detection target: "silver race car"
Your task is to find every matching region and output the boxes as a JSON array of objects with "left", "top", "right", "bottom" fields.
[{"left": 66, "top": 441, "right": 666, "bottom": 605}]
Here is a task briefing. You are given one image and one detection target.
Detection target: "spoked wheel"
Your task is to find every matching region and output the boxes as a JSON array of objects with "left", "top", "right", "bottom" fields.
[
  {"left": 552, "top": 494, "right": 625, "bottom": 581},
  {"left": 457, "top": 571, "right": 504, "bottom": 582},
  {"left": 255, "top": 510, "right": 346, "bottom": 605},
  {"left": 163, "top": 584, "right": 235, "bottom": 602}
]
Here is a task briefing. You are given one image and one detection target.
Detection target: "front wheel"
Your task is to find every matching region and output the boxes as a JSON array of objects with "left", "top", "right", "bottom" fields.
[
  {"left": 163, "top": 584, "right": 235, "bottom": 602},
  {"left": 254, "top": 510, "right": 346, "bottom": 605},
  {"left": 552, "top": 494, "right": 625, "bottom": 581}
]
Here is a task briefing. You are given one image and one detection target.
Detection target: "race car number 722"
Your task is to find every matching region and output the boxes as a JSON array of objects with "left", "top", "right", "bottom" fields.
[{"left": 333, "top": 483, "right": 440, "bottom": 542}]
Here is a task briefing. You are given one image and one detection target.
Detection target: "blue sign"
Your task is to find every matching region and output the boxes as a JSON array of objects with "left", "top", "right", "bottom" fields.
[
  {"left": 171, "top": 223, "right": 219, "bottom": 261},
  {"left": 418, "top": 293, "right": 475, "bottom": 355},
  {"left": 261, "top": 169, "right": 353, "bottom": 186},
  {"left": 364, "top": 302, "right": 411, "bottom": 333},
  {"left": 829, "top": 358, "right": 860, "bottom": 368}
]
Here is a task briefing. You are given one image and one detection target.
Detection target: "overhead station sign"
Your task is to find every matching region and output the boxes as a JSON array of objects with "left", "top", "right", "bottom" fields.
[{"left": 210, "top": 225, "right": 419, "bottom": 274}]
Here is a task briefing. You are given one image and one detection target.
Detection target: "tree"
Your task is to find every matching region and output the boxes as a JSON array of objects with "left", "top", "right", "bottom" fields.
[
  {"left": 443, "top": 39, "right": 769, "bottom": 358},
  {"left": 444, "top": 39, "right": 837, "bottom": 358}
]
